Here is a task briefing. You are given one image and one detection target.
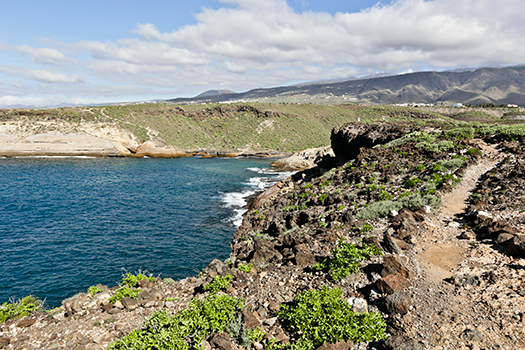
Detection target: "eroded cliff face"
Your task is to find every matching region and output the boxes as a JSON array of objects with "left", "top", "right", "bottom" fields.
[
  {"left": 0, "top": 121, "right": 139, "bottom": 157},
  {"left": 330, "top": 123, "right": 415, "bottom": 165}
]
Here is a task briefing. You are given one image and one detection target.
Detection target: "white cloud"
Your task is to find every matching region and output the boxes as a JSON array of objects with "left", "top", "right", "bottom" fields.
[
  {"left": 77, "top": 39, "right": 210, "bottom": 66},
  {"left": 0, "top": 44, "right": 71, "bottom": 65},
  {"left": 131, "top": 0, "right": 525, "bottom": 73},
  {"left": 0, "top": 66, "right": 86, "bottom": 84}
]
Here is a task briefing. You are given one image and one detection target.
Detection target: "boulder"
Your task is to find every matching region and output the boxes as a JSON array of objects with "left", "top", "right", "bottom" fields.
[
  {"left": 17, "top": 317, "right": 36, "bottom": 328},
  {"left": 251, "top": 239, "right": 283, "bottom": 263},
  {"left": 121, "top": 297, "right": 139, "bottom": 310},
  {"left": 376, "top": 274, "right": 411, "bottom": 294},
  {"left": 242, "top": 308, "right": 261, "bottom": 329},
  {"left": 383, "top": 292, "right": 410, "bottom": 315},
  {"left": 381, "top": 255, "right": 415, "bottom": 280},
  {"left": 209, "top": 332, "right": 232, "bottom": 350},
  {"left": 508, "top": 235, "right": 525, "bottom": 256}
]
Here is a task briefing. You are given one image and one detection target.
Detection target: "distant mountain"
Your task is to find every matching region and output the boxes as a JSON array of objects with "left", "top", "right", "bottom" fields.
[
  {"left": 195, "top": 90, "right": 236, "bottom": 98},
  {"left": 168, "top": 65, "right": 525, "bottom": 106}
]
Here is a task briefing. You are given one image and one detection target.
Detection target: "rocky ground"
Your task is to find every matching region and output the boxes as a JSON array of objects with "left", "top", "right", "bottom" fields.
[{"left": 1, "top": 122, "right": 524, "bottom": 350}]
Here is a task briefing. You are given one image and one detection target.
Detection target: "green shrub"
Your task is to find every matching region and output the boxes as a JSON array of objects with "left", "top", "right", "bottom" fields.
[
  {"left": 433, "top": 158, "right": 465, "bottom": 172},
  {"left": 397, "top": 193, "right": 442, "bottom": 210},
  {"left": 276, "top": 287, "right": 387, "bottom": 349},
  {"left": 203, "top": 274, "right": 233, "bottom": 294},
  {"left": 88, "top": 286, "right": 104, "bottom": 298},
  {"left": 405, "top": 177, "right": 422, "bottom": 188},
  {"left": 360, "top": 223, "right": 374, "bottom": 233},
  {"left": 319, "top": 180, "right": 332, "bottom": 189},
  {"left": 109, "top": 287, "right": 141, "bottom": 303},
  {"left": 108, "top": 294, "right": 245, "bottom": 350},
  {"left": 356, "top": 200, "right": 401, "bottom": 219},
  {"left": 247, "top": 327, "right": 265, "bottom": 343},
  {"left": 357, "top": 192, "right": 442, "bottom": 219},
  {"left": 313, "top": 238, "right": 382, "bottom": 280},
  {"left": 444, "top": 127, "right": 474, "bottom": 140},
  {"left": 0, "top": 296, "right": 40, "bottom": 323},
  {"left": 424, "top": 140, "right": 456, "bottom": 153},
  {"left": 122, "top": 272, "right": 156, "bottom": 288},
  {"left": 476, "top": 124, "right": 525, "bottom": 141},
  {"left": 237, "top": 263, "right": 253, "bottom": 273}
]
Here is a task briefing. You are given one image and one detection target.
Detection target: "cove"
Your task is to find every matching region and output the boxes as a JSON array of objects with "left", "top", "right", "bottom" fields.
[{"left": 0, "top": 156, "right": 289, "bottom": 308}]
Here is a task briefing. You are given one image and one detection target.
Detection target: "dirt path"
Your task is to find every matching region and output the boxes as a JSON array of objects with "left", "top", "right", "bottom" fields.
[
  {"left": 400, "top": 142, "right": 525, "bottom": 349},
  {"left": 416, "top": 141, "right": 504, "bottom": 283}
]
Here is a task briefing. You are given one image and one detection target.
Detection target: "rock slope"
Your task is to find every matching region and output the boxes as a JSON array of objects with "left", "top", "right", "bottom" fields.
[{"left": 1, "top": 121, "right": 524, "bottom": 350}]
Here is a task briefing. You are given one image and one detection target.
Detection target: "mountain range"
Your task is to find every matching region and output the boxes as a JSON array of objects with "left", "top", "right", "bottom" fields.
[{"left": 168, "top": 65, "right": 525, "bottom": 106}]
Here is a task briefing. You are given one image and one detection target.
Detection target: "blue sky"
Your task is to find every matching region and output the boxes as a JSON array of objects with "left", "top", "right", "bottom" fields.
[{"left": 0, "top": 0, "right": 524, "bottom": 108}]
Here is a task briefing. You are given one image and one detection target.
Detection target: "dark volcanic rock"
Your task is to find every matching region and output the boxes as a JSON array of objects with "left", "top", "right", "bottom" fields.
[
  {"left": 376, "top": 274, "right": 412, "bottom": 294},
  {"left": 210, "top": 332, "right": 232, "bottom": 350},
  {"left": 384, "top": 335, "right": 424, "bottom": 350},
  {"left": 252, "top": 239, "right": 283, "bottom": 263},
  {"left": 331, "top": 123, "right": 412, "bottom": 165},
  {"left": 383, "top": 292, "right": 410, "bottom": 315},
  {"left": 508, "top": 234, "right": 525, "bottom": 256},
  {"left": 381, "top": 255, "right": 415, "bottom": 280}
]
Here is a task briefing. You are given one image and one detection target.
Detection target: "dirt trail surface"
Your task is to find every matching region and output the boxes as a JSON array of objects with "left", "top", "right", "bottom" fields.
[
  {"left": 1, "top": 128, "right": 525, "bottom": 350},
  {"left": 401, "top": 142, "right": 525, "bottom": 349}
]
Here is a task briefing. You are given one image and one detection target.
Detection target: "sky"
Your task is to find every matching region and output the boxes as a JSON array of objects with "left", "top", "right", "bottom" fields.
[{"left": 0, "top": 0, "right": 524, "bottom": 108}]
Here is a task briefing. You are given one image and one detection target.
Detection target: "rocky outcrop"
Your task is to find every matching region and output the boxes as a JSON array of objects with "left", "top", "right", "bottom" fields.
[
  {"left": 269, "top": 146, "right": 334, "bottom": 171},
  {"left": 331, "top": 123, "right": 413, "bottom": 165}
]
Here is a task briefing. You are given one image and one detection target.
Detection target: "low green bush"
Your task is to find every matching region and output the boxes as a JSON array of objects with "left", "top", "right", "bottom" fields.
[
  {"left": 444, "top": 127, "right": 474, "bottom": 140},
  {"left": 203, "top": 274, "right": 233, "bottom": 294},
  {"left": 122, "top": 272, "right": 156, "bottom": 288},
  {"left": 275, "top": 287, "right": 387, "bottom": 350},
  {"left": 0, "top": 296, "right": 40, "bottom": 323},
  {"left": 109, "top": 287, "right": 141, "bottom": 303},
  {"left": 433, "top": 158, "right": 465, "bottom": 172},
  {"left": 313, "top": 238, "right": 382, "bottom": 280},
  {"left": 108, "top": 294, "right": 245, "bottom": 350},
  {"left": 476, "top": 124, "right": 525, "bottom": 141},
  {"left": 405, "top": 176, "right": 422, "bottom": 188},
  {"left": 357, "top": 192, "right": 442, "bottom": 219},
  {"left": 424, "top": 140, "right": 456, "bottom": 153},
  {"left": 88, "top": 286, "right": 104, "bottom": 298},
  {"left": 237, "top": 262, "right": 253, "bottom": 273}
]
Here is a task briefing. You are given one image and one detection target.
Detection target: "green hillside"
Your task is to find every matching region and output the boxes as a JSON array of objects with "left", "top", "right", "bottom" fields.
[{"left": 2, "top": 102, "right": 523, "bottom": 153}]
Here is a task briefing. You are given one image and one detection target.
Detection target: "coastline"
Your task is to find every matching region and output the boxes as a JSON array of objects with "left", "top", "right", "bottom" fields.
[{"left": 3, "top": 119, "right": 525, "bottom": 349}]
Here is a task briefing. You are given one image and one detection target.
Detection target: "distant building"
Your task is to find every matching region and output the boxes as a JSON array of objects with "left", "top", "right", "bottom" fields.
[
  {"left": 453, "top": 103, "right": 464, "bottom": 107},
  {"left": 508, "top": 104, "right": 518, "bottom": 108}
]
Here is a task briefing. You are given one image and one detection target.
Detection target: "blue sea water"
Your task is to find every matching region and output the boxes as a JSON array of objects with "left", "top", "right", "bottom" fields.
[{"left": 0, "top": 157, "right": 290, "bottom": 308}]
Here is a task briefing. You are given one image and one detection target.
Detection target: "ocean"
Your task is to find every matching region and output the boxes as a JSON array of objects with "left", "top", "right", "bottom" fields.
[{"left": 0, "top": 156, "right": 291, "bottom": 308}]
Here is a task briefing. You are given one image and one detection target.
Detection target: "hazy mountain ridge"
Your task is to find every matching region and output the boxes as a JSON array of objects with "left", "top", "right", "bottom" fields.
[{"left": 169, "top": 66, "right": 525, "bottom": 106}]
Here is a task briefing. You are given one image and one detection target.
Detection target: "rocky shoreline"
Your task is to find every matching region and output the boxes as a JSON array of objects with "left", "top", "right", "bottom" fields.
[{"left": 1, "top": 120, "right": 525, "bottom": 350}]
